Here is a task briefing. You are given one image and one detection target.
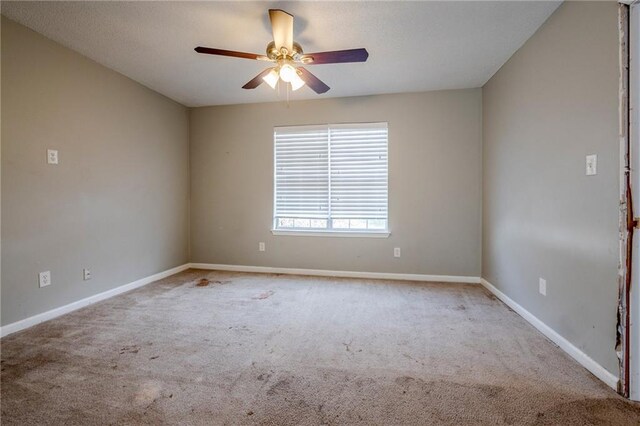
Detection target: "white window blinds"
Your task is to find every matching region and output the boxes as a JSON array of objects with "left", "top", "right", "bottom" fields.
[{"left": 274, "top": 122, "right": 388, "bottom": 233}]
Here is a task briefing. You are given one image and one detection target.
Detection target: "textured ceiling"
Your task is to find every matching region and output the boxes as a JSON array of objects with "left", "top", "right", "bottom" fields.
[{"left": 1, "top": 1, "right": 561, "bottom": 107}]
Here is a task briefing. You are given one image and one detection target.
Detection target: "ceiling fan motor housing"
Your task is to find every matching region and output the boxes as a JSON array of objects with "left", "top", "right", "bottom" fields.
[{"left": 266, "top": 41, "right": 304, "bottom": 61}]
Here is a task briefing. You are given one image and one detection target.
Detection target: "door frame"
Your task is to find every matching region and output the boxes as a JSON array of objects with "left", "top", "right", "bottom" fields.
[{"left": 628, "top": 0, "right": 640, "bottom": 401}]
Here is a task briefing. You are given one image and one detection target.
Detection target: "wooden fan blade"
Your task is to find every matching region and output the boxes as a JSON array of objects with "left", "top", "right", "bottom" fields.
[
  {"left": 242, "top": 68, "right": 275, "bottom": 89},
  {"left": 269, "top": 9, "right": 293, "bottom": 52},
  {"left": 297, "top": 67, "right": 330, "bottom": 94},
  {"left": 195, "top": 46, "right": 267, "bottom": 61},
  {"left": 301, "top": 48, "right": 369, "bottom": 65}
]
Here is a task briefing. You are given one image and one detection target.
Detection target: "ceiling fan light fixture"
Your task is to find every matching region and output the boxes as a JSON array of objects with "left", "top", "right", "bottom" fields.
[
  {"left": 195, "top": 9, "right": 369, "bottom": 95},
  {"left": 262, "top": 68, "right": 279, "bottom": 89},
  {"left": 290, "top": 71, "right": 305, "bottom": 91},
  {"left": 279, "top": 63, "right": 297, "bottom": 83}
]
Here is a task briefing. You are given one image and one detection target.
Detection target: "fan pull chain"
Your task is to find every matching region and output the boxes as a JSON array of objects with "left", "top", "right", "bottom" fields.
[{"left": 286, "top": 82, "right": 290, "bottom": 107}]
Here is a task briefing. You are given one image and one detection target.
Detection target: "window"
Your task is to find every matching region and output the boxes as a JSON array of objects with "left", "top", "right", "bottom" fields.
[{"left": 273, "top": 122, "right": 388, "bottom": 236}]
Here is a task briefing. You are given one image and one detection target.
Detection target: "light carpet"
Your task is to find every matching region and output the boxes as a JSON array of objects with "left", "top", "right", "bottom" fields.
[{"left": 2, "top": 269, "right": 639, "bottom": 425}]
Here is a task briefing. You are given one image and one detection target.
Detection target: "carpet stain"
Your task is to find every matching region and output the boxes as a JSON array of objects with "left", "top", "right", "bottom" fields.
[
  {"left": 402, "top": 353, "right": 424, "bottom": 365},
  {"left": 133, "top": 381, "right": 162, "bottom": 406},
  {"left": 266, "top": 378, "right": 291, "bottom": 396},
  {"left": 119, "top": 345, "right": 140, "bottom": 355},
  {"left": 253, "top": 372, "right": 637, "bottom": 425},
  {"left": 257, "top": 372, "right": 272, "bottom": 382},
  {"left": 476, "top": 383, "right": 505, "bottom": 398},
  {"left": 1, "top": 354, "right": 53, "bottom": 380},
  {"left": 196, "top": 278, "right": 210, "bottom": 287},
  {"left": 195, "top": 278, "right": 230, "bottom": 287},
  {"left": 532, "top": 397, "right": 640, "bottom": 425},
  {"left": 394, "top": 375, "right": 416, "bottom": 386},
  {"left": 253, "top": 290, "right": 275, "bottom": 300}
]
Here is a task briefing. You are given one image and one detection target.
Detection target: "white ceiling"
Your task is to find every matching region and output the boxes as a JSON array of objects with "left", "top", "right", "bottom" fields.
[{"left": 1, "top": 1, "right": 561, "bottom": 107}]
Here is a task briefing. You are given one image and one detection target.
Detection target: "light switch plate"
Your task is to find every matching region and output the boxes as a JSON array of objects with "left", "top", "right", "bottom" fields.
[
  {"left": 83, "top": 268, "right": 92, "bottom": 281},
  {"left": 39, "top": 271, "right": 51, "bottom": 288},
  {"left": 539, "top": 278, "right": 547, "bottom": 296},
  {"left": 47, "top": 149, "right": 59, "bottom": 165},
  {"left": 586, "top": 154, "right": 597, "bottom": 176}
]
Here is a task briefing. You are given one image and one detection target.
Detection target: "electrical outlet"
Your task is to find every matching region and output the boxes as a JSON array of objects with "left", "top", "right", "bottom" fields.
[
  {"left": 258, "top": 242, "right": 265, "bottom": 252},
  {"left": 539, "top": 278, "right": 547, "bottom": 296},
  {"left": 586, "top": 154, "right": 597, "bottom": 176},
  {"left": 83, "top": 268, "right": 92, "bottom": 281},
  {"left": 394, "top": 247, "right": 401, "bottom": 258},
  {"left": 39, "top": 271, "right": 51, "bottom": 288},
  {"left": 47, "top": 149, "right": 59, "bottom": 165}
]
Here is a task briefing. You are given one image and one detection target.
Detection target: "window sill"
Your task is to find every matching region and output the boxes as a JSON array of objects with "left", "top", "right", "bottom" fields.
[{"left": 271, "top": 229, "right": 390, "bottom": 238}]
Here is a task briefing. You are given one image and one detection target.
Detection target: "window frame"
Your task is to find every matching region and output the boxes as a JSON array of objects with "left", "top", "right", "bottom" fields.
[{"left": 271, "top": 122, "right": 390, "bottom": 238}]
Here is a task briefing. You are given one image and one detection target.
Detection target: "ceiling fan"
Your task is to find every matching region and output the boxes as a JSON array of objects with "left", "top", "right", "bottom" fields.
[{"left": 194, "top": 9, "right": 369, "bottom": 94}]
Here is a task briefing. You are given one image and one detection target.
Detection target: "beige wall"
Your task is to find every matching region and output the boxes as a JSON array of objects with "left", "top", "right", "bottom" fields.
[
  {"left": 482, "top": 1, "right": 620, "bottom": 375},
  {"left": 1, "top": 17, "right": 190, "bottom": 326},
  {"left": 190, "top": 90, "right": 482, "bottom": 277}
]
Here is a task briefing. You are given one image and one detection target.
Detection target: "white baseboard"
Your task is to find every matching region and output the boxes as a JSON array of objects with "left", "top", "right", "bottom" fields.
[
  {"left": 0, "top": 263, "right": 190, "bottom": 338},
  {"left": 480, "top": 278, "right": 619, "bottom": 390},
  {"left": 189, "top": 263, "right": 481, "bottom": 284}
]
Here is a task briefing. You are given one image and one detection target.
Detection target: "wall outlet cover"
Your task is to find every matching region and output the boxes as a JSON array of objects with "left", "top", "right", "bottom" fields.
[
  {"left": 539, "top": 278, "right": 547, "bottom": 296},
  {"left": 47, "top": 149, "right": 59, "bottom": 165},
  {"left": 39, "top": 271, "right": 51, "bottom": 288},
  {"left": 394, "top": 247, "right": 401, "bottom": 258},
  {"left": 258, "top": 242, "right": 266, "bottom": 252},
  {"left": 586, "top": 154, "right": 597, "bottom": 176}
]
